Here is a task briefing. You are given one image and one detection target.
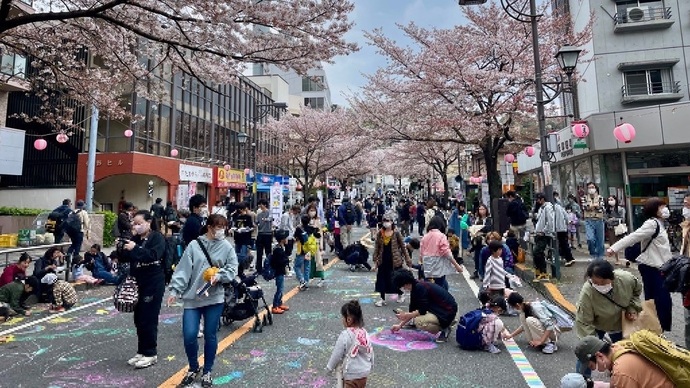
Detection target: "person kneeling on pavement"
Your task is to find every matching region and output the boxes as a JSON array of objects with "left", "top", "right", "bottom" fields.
[
  {"left": 41, "top": 273, "right": 77, "bottom": 312},
  {"left": 503, "top": 292, "right": 558, "bottom": 354},
  {"left": 0, "top": 276, "right": 39, "bottom": 319},
  {"left": 391, "top": 269, "right": 458, "bottom": 343}
]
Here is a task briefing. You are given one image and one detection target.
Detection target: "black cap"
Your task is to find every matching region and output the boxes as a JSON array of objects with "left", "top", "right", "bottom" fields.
[{"left": 535, "top": 192, "right": 546, "bottom": 200}]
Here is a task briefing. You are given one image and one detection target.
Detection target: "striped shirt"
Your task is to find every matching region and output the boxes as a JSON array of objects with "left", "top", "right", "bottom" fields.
[
  {"left": 483, "top": 257, "right": 509, "bottom": 291},
  {"left": 53, "top": 280, "right": 78, "bottom": 306}
]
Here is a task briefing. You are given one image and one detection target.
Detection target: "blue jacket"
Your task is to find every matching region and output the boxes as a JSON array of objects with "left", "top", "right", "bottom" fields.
[{"left": 182, "top": 213, "right": 205, "bottom": 246}]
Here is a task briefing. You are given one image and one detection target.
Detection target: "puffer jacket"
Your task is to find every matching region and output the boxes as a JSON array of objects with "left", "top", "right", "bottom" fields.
[{"left": 373, "top": 230, "right": 412, "bottom": 268}]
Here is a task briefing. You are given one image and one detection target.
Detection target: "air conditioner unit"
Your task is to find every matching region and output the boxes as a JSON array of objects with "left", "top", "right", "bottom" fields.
[{"left": 627, "top": 6, "right": 649, "bottom": 22}]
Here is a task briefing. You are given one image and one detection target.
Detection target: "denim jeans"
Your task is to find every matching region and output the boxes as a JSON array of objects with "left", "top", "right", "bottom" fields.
[
  {"left": 638, "top": 263, "right": 673, "bottom": 331},
  {"left": 236, "top": 244, "right": 249, "bottom": 268},
  {"left": 273, "top": 275, "right": 284, "bottom": 307},
  {"left": 182, "top": 303, "right": 224, "bottom": 374},
  {"left": 293, "top": 255, "right": 311, "bottom": 284},
  {"left": 585, "top": 219, "right": 605, "bottom": 259}
]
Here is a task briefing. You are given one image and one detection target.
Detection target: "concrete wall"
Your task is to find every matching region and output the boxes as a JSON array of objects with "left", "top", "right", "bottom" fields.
[
  {"left": 0, "top": 187, "right": 76, "bottom": 209},
  {"left": 94, "top": 174, "right": 169, "bottom": 212}
]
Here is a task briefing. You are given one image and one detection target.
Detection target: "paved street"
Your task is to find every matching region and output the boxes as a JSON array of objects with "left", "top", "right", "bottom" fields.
[{"left": 0, "top": 227, "right": 583, "bottom": 388}]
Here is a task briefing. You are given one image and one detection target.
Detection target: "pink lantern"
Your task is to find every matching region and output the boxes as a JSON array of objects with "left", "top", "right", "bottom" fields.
[
  {"left": 124, "top": 129, "right": 133, "bottom": 138},
  {"left": 34, "top": 138, "right": 47, "bottom": 150},
  {"left": 223, "top": 164, "right": 231, "bottom": 170},
  {"left": 525, "top": 146, "right": 536, "bottom": 157},
  {"left": 613, "top": 123, "right": 636, "bottom": 143},
  {"left": 504, "top": 154, "right": 515, "bottom": 163},
  {"left": 56, "top": 133, "right": 69, "bottom": 143},
  {"left": 571, "top": 121, "right": 590, "bottom": 139},
  {"left": 296, "top": 184, "right": 303, "bottom": 190},
  {"left": 170, "top": 148, "right": 179, "bottom": 157}
]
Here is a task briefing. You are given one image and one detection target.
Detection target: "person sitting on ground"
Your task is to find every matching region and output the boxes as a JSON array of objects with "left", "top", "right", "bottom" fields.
[
  {"left": 41, "top": 273, "right": 78, "bottom": 312},
  {"left": 503, "top": 292, "right": 558, "bottom": 354},
  {"left": 0, "top": 253, "right": 32, "bottom": 287},
  {"left": 340, "top": 241, "right": 372, "bottom": 272},
  {"left": 0, "top": 276, "right": 38, "bottom": 317},
  {"left": 85, "top": 244, "right": 120, "bottom": 284},
  {"left": 33, "top": 247, "right": 65, "bottom": 302},
  {"left": 391, "top": 269, "right": 458, "bottom": 343},
  {"left": 505, "top": 230, "right": 520, "bottom": 264},
  {"left": 71, "top": 256, "right": 103, "bottom": 285},
  {"left": 482, "top": 241, "right": 511, "bottom": 300}
]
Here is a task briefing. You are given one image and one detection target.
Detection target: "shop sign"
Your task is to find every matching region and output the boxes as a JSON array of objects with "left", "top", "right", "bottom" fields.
[
  {"left": 179, "top": 164, "right": 213, "bottom": 183},
  {"left": 270, "top": 182, "right": 283, "bottom": 228},
  {"left": 216, "top": 168, "right": 245, "bottom": 189}
]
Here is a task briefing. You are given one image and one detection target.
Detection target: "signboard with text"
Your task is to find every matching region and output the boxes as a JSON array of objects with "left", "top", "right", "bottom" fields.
[
  {"left": 269, "top": 182, "right": 283, "bottom": 228},
  {"left": 179, "top": 164, "right": 213, "bottom": 183}
]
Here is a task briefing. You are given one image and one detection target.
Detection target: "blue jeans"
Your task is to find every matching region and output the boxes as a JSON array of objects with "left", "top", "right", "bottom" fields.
[
  {"left": 293, "top": 255, "right": 311, "bottom": 284},
  {"left": 575, "top": 330, "right": 622, "bottom": 377},
  {"left": 93, "top": 270, "right": 120, "bottom": 284},
  {"left": 236, "top": 244, "right": 249, "bottom": 268},
  {"left": 585, "top": 219, "right": 605, "bottom": 259},
  {"left": 273, "top": 275, "right": 284, "bottom": 307},
  {"left": 182, "top": 303, "right": 224, "bottom": 374},
  {"left": 67, "top": 231, "right": 84, "bottom": 258},
  {"left": 638, "top": 263, "right": 673, "bottom": 332}
]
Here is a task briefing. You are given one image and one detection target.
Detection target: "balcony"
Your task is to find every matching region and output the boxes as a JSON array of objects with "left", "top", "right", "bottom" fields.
[
  {"left": 621, "top": 81, "right": 683, "bottom": 104},
  {"left": 613, "top": 6, "right": 674, "bottom": 33},
  {"left": 0, "top": 54, "right": 29, "bottom": 92}
]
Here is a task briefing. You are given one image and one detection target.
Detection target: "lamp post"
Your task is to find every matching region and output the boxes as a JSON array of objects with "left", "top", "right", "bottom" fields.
[
  {"left": 556, "top": 45, "right": 582, "bottom": 120},
  {"left": 249, "top": 102, "right": 287, "bottom": 209},
  {"left": 237, "top": 131, "right": 250, "bottom": 206}
]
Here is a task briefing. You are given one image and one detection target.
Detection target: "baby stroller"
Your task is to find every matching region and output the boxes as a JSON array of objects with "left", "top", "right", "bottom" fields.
[{"left": 221, "top": 272, "right": 273, "bottom": 333}]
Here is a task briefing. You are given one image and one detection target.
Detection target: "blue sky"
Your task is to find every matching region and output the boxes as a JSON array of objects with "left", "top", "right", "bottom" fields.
[{"left": 324, "top": 0, "right": 468, "bottom": 106}]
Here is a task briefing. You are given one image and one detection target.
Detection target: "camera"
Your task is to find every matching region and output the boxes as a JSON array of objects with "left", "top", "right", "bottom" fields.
[{"left": 116, "top": 238, "right": 129, "bottom": 252}]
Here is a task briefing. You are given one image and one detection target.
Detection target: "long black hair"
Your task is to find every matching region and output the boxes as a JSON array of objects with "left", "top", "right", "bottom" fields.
[
  {"left": 134, "top": 210, "right": 160, "bottom": 231},
  {"left": 507, "top": 292, "right": 534, "bottom": 318}
]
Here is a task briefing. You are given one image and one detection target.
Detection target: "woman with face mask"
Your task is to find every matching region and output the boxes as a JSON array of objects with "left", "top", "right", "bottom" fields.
[
  {"left": 119, "top": 210, "right": 167, "bottom": 369},
  {"left": 582, "top": 182, "right": 606, "bottom": 261},
  {"left": 372, "top": 213, "right": 412, "bottom": 307},
  {"left": 575, "top": 260, "right": 642, "bottom": 377},
  {"left": 420, "top": 216, "right": 464, "bottom": 291},
  {"left": 604, "top": 196, "right": 627, "bottom": 266},
  {"left": 607, "top": 197, "right": 673, "bottom": 333},
  {"left": 167, "top": 214, "right": 238, "bottom": 387}
]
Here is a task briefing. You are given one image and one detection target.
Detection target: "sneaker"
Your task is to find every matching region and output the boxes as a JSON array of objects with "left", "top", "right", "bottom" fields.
[
  {"left": 298, "top": 282, "right": 307, "bottom": 290},
  {"left": 180, "top": 367, "right": 202, "bottom": 386},
  {"left": 542, "top": 342, "right": 556, "bottom": 354},
  {"left": 278, "top": 305, "right": 290, "bottom": 311},
  {"left": 201, "top": 372, "right": 213, "bottom": 387},
  {"left": 397, "top": 295, "right": 406, "bottom": 303},
  {"left": 316, "top": 279, "right": 325, "bottom": 288},
  {"left": 134, "top": 355, "right": 157, "bottom": 369},
  {"left": 564, "top": 261, "right": 574, "bottom": 267},
  {"left": 436, "top": 327, "right": 450, "bottom": 343},
  {"left": 485, "top": 343, "right": 501, "bottom": 354},
  {"left": 349, "top": 265, "right": 356, "bottom": 272},
  {"left": 374, "top": 299, "right": 387, "bottom": 307},
  {"left": 271, "top": 307, "right": 284, "bottom": 314},
  {"left": 127, "top": 354, "right": 144, "bottom": 366}
]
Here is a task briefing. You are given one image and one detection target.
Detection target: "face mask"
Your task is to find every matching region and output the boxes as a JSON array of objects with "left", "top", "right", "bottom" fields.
[
  {"left": 660, "top": 207, "right": 670, "bottom": 219},
  {"left": 683, "top": 207, "right": 690, "bottom": 220},
  {"left": 133, "top": 224, "right": 147, "bottom": 235},
  {"left": 382, "top": 222, "right": 392, "bottom": 229},
  {"left": 200, "top": 207, "right": 209, "bottom": 218},
  {"left": 214, "top": 229, "right": 225, "bottom": 240},
  {"left": 608, "top": 200, "right": 615, "bottom": 206},
  {"left": 588, "top": 188, "right": 596, "bottom": 195},
  {"left": 591, "top": 282, "right": 613, "bottom": 294},
  {"left": 308, "top": 211, "right": 316, "bottom": 217},
  {"left": 590, "top": 356, "right": 612, "bottom": 382}
]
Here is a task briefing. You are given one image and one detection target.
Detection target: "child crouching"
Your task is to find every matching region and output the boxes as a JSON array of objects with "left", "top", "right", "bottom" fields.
[
  {"left": 270, "top": 230, "right": 291, "bottom": 314},
  {"left": 503, "top": 292, "right": 558, "bottom": 354},
  {"left": 41, "top": 273, "right": 77, "bottom": 312},
  {"left": 327, "top": 300, "right": 373, "bottom": 388},
  {"left": 480, "top": 296, "right": 509, "bottom": 354}
]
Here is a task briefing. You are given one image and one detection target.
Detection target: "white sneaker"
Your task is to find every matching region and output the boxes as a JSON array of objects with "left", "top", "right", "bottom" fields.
[
  {"left": 134, "top": 355, "right": 157, "bottom": 369},
  {"left": 316, "top": 279, "right": 325, "bottom": 288},
  {"left": 374, "top": 299, "right": 387, "bottom": 307},
  {"left": 397, "top": 295, "right": 406, "bottom": 303},
  {"left": 127, "top": 354, "right": 143, "bottom": 366},
  {"left": 486, "top": 343, "right": 501, "bottom": 354},
  {"left": 542, "top": 342, "right": 557, "bottom": 354}
]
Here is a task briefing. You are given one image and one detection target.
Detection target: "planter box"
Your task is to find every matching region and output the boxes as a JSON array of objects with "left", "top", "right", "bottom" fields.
[{"left": 0, "top": 216, "right": 36, "bottom": 235}]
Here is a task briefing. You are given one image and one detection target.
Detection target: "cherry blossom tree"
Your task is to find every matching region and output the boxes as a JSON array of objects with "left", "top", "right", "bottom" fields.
[
  {"left": 1, "top": 0, "right": 357, "bottom": 124},
  {"left": 259, "top": 107, "right": 373, "bottom": 192},
  {"left": 349, "top": 2, "right": 591, "bottom": 201}
]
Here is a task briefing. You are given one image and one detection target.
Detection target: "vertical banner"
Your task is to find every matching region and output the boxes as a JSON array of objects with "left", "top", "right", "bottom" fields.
[
  {"left": 270, "top": 182, "right": 283, "bottom": 228},
  {"left": 317, "top": 190, "right": 325, "bottom": 223}
]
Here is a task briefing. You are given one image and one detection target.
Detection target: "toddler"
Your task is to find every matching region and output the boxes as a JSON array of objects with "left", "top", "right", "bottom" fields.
[
  {"left": 327, "top": 300, "right": 373, "bottom": 388},
  {"left": 566, "top": 206, "right": 579, "bottom": 248},
  {"left": 41, "top": 273, "right": 77, "bottom": 312},
  {"left": 270, "top": 230, "right": 290, "bottom": 314},
  {"left": 480, "top": 296, "right": 509, "bottom": 354}
]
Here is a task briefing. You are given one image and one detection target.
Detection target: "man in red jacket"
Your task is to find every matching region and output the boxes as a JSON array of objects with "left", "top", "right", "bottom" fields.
[{"left": 0, "top": 253, "right": 31, "bottom": 287}]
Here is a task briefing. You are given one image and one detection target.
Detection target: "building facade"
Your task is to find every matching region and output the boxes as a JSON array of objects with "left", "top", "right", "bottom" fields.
[{"left": 252, "top": 63, "right": 333, "bottom": 111}]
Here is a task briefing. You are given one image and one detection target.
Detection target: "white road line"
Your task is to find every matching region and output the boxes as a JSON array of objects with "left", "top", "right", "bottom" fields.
[{"left": 0, "top": 296, "right": 112, "bottom": 337}]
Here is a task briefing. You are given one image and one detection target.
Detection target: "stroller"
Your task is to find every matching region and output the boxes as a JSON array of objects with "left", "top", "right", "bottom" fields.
[{"left": 221, "top": 271, "right": 273, "bottom": 333}]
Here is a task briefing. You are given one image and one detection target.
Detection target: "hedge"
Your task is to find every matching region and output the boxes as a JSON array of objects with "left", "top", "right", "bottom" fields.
[{"left": 0, "top": 207, "right": 49, "bottom": 216}]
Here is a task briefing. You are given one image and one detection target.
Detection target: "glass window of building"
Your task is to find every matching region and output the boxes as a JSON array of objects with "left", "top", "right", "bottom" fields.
[
  {"left": 304, "top": 97, "right": 325, "bottom": 109},
  {"left": 623, "top": 68, "right": 675, "bottom": 96},
  {"left": 574, "top": 158, "right": 592, "bottom": 191},
  {"left": 302, "top": 76, "right": 325, "bottom": 92}
]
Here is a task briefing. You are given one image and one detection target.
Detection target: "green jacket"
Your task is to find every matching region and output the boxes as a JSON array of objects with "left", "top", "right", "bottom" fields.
[
  {"left": 575, "top": 269, "right": 643, "bottom": 338},
  {"left": 0, "top": 281, "right": 26, "bottom": 315}
]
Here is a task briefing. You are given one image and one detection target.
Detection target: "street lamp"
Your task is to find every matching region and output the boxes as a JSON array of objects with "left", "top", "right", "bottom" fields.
[
  {"left": 248, "top": 101, "right": 287, "bottom": 209},
  {"left": 556, "top": 45, "right": 583, "bottom": 120}
]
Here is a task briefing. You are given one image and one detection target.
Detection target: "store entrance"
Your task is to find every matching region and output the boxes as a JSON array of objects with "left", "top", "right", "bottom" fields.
[{"left": 628, "top": 174, "right": 689, "bottom": 229}]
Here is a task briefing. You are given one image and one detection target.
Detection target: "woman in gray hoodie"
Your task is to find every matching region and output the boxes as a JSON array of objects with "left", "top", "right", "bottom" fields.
[{"left": 167, "top": 214, "right": 238, "bottom": 387}]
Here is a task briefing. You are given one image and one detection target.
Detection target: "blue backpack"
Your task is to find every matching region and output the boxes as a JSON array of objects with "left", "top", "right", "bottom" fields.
[
  {"left": 262, "top": 255, "right": 275, "bottom": 281},
  {"left": 456, "top": 309, "right": 488, "bottom": 350}
]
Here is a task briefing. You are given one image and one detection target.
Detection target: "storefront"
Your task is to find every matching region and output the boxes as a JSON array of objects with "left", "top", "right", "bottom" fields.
[
  {"left": 248, "top": 173, "right": 289, "bottom": 203},
  {"left": 517, "top": 101, "right": 690, "bottom": 229},
  {"left": 214, "top": 167, "right": 247, "bottom": 203},
  {"left": 177, "top": 164, "right": 213, "bottom": 210}
]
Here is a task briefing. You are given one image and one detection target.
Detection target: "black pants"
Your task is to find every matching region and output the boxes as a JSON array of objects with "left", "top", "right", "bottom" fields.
[
  {"left": 134, "top": 270, "right": 165, "bottom": 357},
  {"left": 54, "top": 227, "right": 65, "bottom": 243},
  {"left": 285, "top": 239, "right": 294, "bottom": 257},
  {"left": 533, "top": 235, "right": 552, "bottom": 273},
  {"left": 557, "top": 231, "right": 574, "bottom": 262},
  {"left": 417, "top": 219, "right": 425, "bottom": 235},
  {"left": 256, "top": 234, "right": 273, "bottom": 273}
]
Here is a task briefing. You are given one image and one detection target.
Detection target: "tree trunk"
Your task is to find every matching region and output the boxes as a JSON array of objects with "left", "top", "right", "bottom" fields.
[
  {"left": 442, "top": 169, "right": 450, "bottom": 208},
  {"left": 481, "top": 142, "right": 502, "bottom": 227}
]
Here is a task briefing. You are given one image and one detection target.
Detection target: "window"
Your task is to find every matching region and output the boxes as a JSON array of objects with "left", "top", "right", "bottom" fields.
[
  {"left": 623, "top": 68, "right": 676, "bottom": 96},
  {"left": 303, "top": 97, "right": 325, "bottom": 110},
  {"left": 0, "top": 54, "right": 26, "bottom": 78},
  {"left": 615, "top": 0, "right": 668, "bottom": 23},
  {"left": 302, "top": 76, "right": 325, "bottom": 92}
]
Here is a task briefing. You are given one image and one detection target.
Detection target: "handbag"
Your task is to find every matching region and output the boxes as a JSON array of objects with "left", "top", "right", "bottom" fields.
[
  {"left": 621, "top": 299, "right": 662, "bottom": 338},
  {"left": 624, "top": 220, "right": 660, "bottom": 262},
  {"left": 614, "top": 223, "right": 628, "bottom": 236},
  {"left": 113, "top": 276, "right": 139, "bottom": 313}
]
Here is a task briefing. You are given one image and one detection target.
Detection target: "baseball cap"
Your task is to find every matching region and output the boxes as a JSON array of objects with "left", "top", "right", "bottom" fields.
[
  {"left": 41, "top": 273, "right": 58, "bottom": 285},
  {"left": 274, "top": 229, "right": 289, "bottom": 242},
  {"left": 574, "top": 336, "right": 607, "bottom": 374},
  {"left": 560, "top": 373, "right": 587, "bottom": 388}
]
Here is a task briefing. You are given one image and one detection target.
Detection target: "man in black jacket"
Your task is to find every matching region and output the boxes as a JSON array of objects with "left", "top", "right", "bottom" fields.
[
  {"left": 505, "top": 191, "right": 528, "bottom": 243},
  {"left": 117, "top": 202, "right": 135, "bottom": 240},
  {"left": 181, "top": 194, "right": 207, "bottom": 246},
  {"left": 50, "top": 199, "right": 73, "bottom": 243}
]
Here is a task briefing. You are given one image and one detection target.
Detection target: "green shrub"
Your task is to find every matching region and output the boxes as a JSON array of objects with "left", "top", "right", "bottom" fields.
[
  {"left": 100, "top": 211, "right": 117, "bottom": 247},
  {"left": 0, "top": 207, "right": 49, "bottom": 216}
]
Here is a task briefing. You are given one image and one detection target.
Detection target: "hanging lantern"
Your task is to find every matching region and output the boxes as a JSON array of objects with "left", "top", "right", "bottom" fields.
[
  {"left": 613, "top": 123, "right": 636, "bottom": 143},
  {"left": 34, "top": 138, "right": 48, "bottom": 150},
  {"left": 56, "top": 132, "right": 69, "bottom": 143},
  {"left": 223, "top": 164, "right": 231, "bottom": 170},
  {"left": 124, "top": 129, "right": 133, "bottom": 138},
  {"left": 571, "top": 121, "right": 590, "bottom": 139},
  {"left": 504, "top": 154, "right": 515, "bottom": 163},
  {"left": 170, "top": 148, "right": 179, "bottom": 157},
  {"left": 525, "top": 146, "right": 536, "bottom": 157}
]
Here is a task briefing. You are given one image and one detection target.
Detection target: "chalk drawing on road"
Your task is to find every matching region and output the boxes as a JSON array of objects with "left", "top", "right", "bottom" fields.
[
  {"left": 368, "top": 327, "right": 437, "bottom": 352},
  {"left": 213, "top": 371, "right": 244, "bottom": 385},
  {"left": 297, "top": 337, "right": 321, "bottom": 346}
]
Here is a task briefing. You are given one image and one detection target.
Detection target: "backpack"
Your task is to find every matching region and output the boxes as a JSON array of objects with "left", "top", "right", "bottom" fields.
[
  {"left": 540, "top": 300, "right": 574, "bottom": 332},
  {"left": 344, "top": 202, "right": 355, "bottom": 224},
  {"left": 262, "top": 254, "right": 275, "bottom": 281},
  {"left": 612, "top": 330, "right": 690, "bottom": 386},
  {"left": 45, "top": 219, "right": 57, "bottom": 233},
  {"left": 660, "top": 255, "right": 690, "bottom": 294},
  {"left": 113, "top": 276, "right": 139, "bottom": 313},
  {"left": 624, "top": 220, "right": 660, "bottom": 262},
  {"left": 456, "top": 309, "right": 488, "bottom": 350},
  {"left": 63, "top": 210, "right": 82, "bottom": 235},
  {"left": 163, "top": 236, "right": 183, "bottom": 284}
]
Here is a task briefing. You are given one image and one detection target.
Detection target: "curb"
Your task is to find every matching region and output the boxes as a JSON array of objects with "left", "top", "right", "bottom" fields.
[{"left": 514, "top": 263, "right": 576, "bottom": 316}]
